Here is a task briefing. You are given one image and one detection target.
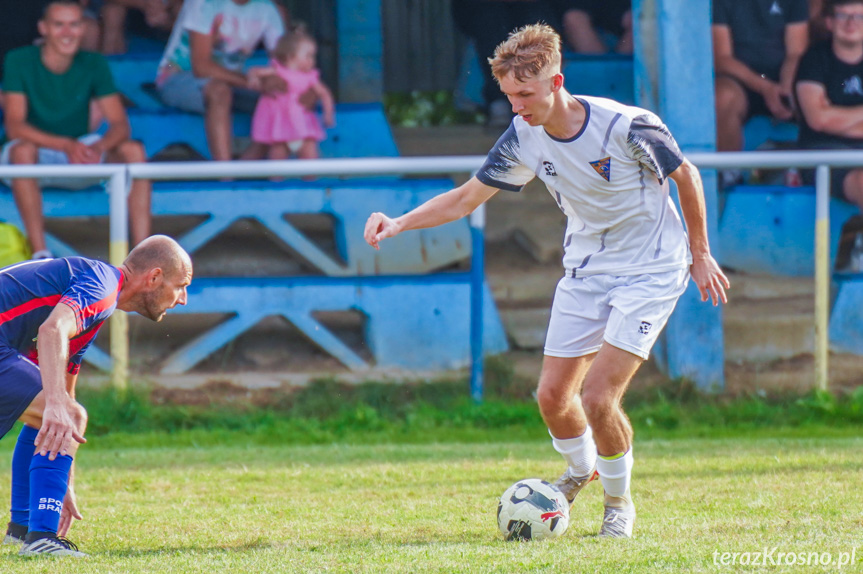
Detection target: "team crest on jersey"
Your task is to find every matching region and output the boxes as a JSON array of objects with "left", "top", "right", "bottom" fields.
[
  {"left": 589, "top": 157, "right": 611, "bottom": 182},
  {"left": 543, "top": 161, "right": 557, "bottom": 176}
]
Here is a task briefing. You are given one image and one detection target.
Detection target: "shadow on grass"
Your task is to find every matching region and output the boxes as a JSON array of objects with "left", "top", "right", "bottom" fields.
[{"left": 0, "top": 538, "right": 279, "bottom": 562}]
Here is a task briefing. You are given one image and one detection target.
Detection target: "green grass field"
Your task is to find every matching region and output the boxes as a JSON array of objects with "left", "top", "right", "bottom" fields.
[{"left": 0, "top": 431, "right": 860, "bottom": 573}]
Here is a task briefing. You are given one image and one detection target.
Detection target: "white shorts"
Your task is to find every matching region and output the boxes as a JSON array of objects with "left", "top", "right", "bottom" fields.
[
  {"left": 544, "top": 269, "right": 689, "bottom": 360},
  {"left": 0, "top": 134, "right": 105, "bottom": 189}
]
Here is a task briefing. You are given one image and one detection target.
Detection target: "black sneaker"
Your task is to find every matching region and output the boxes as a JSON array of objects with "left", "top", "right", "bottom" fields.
[
  {"left": 2, "top": 521, "right": 26, "bottom": 545},
  {"left": 18, "top": 533, "right": 86, "bottom": 557}
]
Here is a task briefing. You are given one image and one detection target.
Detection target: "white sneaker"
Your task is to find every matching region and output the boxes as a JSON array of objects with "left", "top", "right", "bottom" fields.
[
  {"left": 599, "top": 491, "right": 636, "bottom": 538},
  {"left": 3, "top": 522, "right": 26, "bottom": 545},
  {"left": 18, "top": 536, "right": 86, "bottom": 557},
  {"left": 3, "top": 534, "right": 24, "bottom": 546},
  {"left": 553, "top": 465, "right": 598, "bottom": 505}
]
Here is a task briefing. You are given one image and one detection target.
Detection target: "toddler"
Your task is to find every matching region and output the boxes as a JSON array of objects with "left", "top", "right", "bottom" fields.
[{"left": 251, "top": 25, "right": 335, "bottom": 160}]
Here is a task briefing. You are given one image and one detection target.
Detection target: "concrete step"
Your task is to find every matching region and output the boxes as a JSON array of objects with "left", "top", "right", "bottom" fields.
[
  {"left": 728, "top": 272, "right": 815, "bottom": 300},
  {"left": 499, "top": 308, "right": 550, "bottom": 349},
  {"left": 724, "top": 295, "right": 813, "bottom": 362}
]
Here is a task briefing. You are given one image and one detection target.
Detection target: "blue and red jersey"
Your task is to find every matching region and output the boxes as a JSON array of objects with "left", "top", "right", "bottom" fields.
[{"left": 0, "top": 257, "right": 124, "bottom": 375}]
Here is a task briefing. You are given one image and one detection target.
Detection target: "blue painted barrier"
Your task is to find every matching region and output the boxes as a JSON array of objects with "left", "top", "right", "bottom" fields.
[
  {"left": 161, "top": 275, "right": 507, "bottom": 374},
  {"left": 456, "top": 43, "right": 636, "bottom": 108},
  {"left": 719, "top": 185, "right": 858, "bottom": 276},
  {"left": 0, "top": 179, "right": 509, "bottom": 373},
  {"left": 829, "top": 273, "right": 863, "bottom": 354},
  {"left": 129, "top": 102, "right": 399, "bottom": 160}
]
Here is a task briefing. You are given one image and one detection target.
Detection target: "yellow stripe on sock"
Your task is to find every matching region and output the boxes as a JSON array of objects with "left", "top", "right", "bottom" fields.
[{"left": 599, "top": 451, "right": 626, "bottom": 461}]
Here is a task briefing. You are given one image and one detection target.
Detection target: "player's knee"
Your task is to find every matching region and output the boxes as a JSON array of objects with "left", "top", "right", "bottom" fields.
[
  {"left": 204, "top": 80, "right": 232, "bottom": 107},
  {"left": 116, "top": 140, "right": 147, "bottom": 163},
  {"left": 535, "top": 384, "right": 569, "bottom": 419},
  {"left": 9, "top": 141, "right": 38, "bottom": 165},
  {"left": 581, "top": 390, "right": 613, "bottom": 423},
  {"left": 714, "top": 81, "right": 745, "bottom": 117},
  {"left": 72, "top": 403, "right": 88, "bottom": 434}
]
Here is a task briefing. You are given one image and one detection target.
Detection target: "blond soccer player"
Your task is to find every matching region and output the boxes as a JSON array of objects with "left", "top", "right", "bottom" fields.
[{"left": 364, "top": 24, "right": 729, "bottom": 538}]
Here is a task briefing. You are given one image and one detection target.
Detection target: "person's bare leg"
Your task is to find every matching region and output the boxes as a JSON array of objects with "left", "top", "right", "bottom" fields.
[
  {"left": 239, "top": 142, "right": 269, "bottom": 161},
  {"left": 101, "top": 3, "right": 128, "bottom": 54},
  {"left": 107, "top": 141, "right": 151, "bottom": 245},
  {"left": 80, "top": 15, "right": 101, "bottom": 52},
  {"left": 297, "top": 139, "right": 320, "bottom": 160},
  {"left": 580, "top": 345, "right": 642, "bottom": 456},
  {"left": 561, "top": 9, "right": 607, "bottom": 53},
  {"left": 8, "top": 141, "right": 47, "bottom": 254},
  {"left": 842, "top": 169, "right": 863, "bottom": 211},
  {"left": 581, "top": 343, "right": 643, "bottom": 536},
  {"left": 203, "top": 80, "right": 235, "bottom": 161},
  {"left": 265, "top": 143, "right": 289, "bottom": 181},
  {"left": 536, "top": 354, "right": 595, "bottom": 439},
  {"left": 714, "top": 76, "right": 748, "bottom": 152}
]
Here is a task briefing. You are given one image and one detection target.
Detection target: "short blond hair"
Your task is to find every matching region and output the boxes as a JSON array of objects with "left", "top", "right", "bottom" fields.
[{"left": 489, "top": 23, "right": 562, "bottom": 83}]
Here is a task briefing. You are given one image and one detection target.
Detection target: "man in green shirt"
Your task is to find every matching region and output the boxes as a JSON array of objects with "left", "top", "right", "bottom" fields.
[{"left": 1, "top": 0, "right": 151, "bottom": 259}]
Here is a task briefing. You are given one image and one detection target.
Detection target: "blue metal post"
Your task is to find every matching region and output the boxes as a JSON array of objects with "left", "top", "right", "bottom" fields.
[
  {"left": 337, "top": 0, "right": 383, "bottom": 102},
  {"left": 633, "top": 0, "right": 725, "bottom": 390},
  {"left": 469, "top": 204, "right": 486, "bottom": 403}
]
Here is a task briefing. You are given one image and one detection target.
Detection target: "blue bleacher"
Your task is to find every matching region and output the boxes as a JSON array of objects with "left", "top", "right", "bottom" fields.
[{"left": 0, "top": 43, "right": 508, "bottom": 374}]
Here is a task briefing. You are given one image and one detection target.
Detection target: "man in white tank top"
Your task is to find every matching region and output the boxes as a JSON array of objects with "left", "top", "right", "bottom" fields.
[{"left": 364, "top": 23, "right": 729, "bottom": 539}]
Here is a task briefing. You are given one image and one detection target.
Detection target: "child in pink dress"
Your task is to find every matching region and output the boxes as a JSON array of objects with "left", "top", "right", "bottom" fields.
[{"left": 251, "top": 26, "right": 335, "bottom": 160}]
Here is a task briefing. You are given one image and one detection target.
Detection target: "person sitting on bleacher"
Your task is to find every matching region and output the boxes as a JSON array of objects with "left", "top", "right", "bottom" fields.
[
  {"left": 796, "top": 0, "right": 863, "bottom": 268},
  {"left": 712, "top": 0, "right": 810, "bottom": 163},
  {"left": 0, "top": 0, "right": 151, "bottom": 260},
  {"left": 551, "top": 0, "right": 632, "bottom": 55},
  {"left": 99, "top": 0, "right": 183, "bottom": 55},
  {"left": 155, "top": 0, "right": 289, "bottom": 162}
]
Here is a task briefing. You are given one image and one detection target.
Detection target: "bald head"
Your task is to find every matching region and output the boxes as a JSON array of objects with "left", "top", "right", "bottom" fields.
[{"left": 124, "top": 235, "right": 192, "bottom": 279}]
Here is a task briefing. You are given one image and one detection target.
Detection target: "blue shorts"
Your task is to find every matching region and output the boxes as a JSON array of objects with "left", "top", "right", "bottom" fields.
[
  {"left": 0, "top": 346, "right": 42, "bottom": 440},
  {"left": 156, "top": 71, "right": 259, "bottom": 115}
]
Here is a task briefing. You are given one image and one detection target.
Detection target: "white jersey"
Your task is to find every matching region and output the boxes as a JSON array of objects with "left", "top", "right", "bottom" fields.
[{"left": 477, "top": 96, "right": 692, "bottom": 277}]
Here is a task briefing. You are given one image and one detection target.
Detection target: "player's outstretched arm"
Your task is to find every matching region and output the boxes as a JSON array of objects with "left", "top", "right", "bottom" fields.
[
  {"left": 364, "top": 177, "right": 498, "bottom": 250},
  {"left": 670, "top": 159, "right": 730, "bottom": 306}
]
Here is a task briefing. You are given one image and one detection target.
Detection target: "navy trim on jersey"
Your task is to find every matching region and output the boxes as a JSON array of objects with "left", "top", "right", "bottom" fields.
[
  {"left": 476, "top": 123, "right": 527, "bottom": 192},
  {"left": 544, "top": 98, "right": 592, "bottom": 143},
  {"left": 627, "top": 114, "right": 685, "bottom": 182}
]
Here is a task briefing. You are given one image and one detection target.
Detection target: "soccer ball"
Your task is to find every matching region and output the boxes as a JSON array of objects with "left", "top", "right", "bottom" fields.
[{"left": 496, "top": 478, "right": 569, "bottom": 541}]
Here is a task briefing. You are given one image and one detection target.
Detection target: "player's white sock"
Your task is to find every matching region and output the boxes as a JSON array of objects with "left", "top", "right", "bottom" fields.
[
  {"left": 550, "top": 426, "right": 597, "bottom": 477},
  {"left": 597, "top": 448, "right": 633, "bottom": 498}
]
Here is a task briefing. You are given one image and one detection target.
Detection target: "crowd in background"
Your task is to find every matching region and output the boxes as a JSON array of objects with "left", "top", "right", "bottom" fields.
[{"left": 0, "top": 0, "right": 862, "bottom": 267}]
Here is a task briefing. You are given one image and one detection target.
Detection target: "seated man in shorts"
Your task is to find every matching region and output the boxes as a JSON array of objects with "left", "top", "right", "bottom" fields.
[
  {"left": 1, "top": 0, "right": 151, "bottom": 260},
  {"left": 712, "top": 0, "right": 810, "bottom": 155}
]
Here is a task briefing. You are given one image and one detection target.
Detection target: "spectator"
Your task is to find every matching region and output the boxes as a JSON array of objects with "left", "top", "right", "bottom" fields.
[
  {"left": 78, "top": 0, "right": 103, "bottom": 51},
  {"left": 552, "top": 0, "right": 632, "bottom": 54},
  {"left": 250, "top": 26, "right": 335, "bottom": 162},
  {"left": 100, "top": 0, "right": 184, "bottom": 55},
  {"left": 451, "top": 0, "right": 561, "bottom": 130},
  {"left": 1, "top": 0, "right": 151, "bottom": 259},
  {"left": 810, "top": 0, "right": 833, "bottom": 41},
  {"left": 795, "top": 0, "right": 863, "bottom": 267},
  {"left": 155, "top": 0, "right": 286, "bottom": 161},
  {"left": 712, "top": 0, "right": 810, "bottom": 157}
]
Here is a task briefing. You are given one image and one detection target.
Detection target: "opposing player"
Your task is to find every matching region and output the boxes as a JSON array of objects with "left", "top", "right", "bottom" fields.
[
  {"left": 364, "top": 24, "right": 729, "bottom": 538},
  {"left": 1, "top": 235, "right": 192, "bottom": 556}
]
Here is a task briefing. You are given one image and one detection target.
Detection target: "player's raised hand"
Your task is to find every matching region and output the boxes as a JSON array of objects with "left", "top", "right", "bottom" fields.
[
  {"left": 35, "top": 400, "right": 86, "bottom": 461},
  {"left": 58, "top": 484, "right": 83, "bottom": 537},
  {"left": 364, "top": 212, "right": 401, "bottom": 250},
  {"left": 690, "top": 255, "right": 730, "bottom": 306}
]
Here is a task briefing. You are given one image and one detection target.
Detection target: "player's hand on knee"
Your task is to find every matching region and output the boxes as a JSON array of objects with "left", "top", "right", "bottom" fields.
[
  {"left": 36, "top": 401, "right": 87, "bottom": 460},
  {"left": 364, "top": 212, "right": 400, "bottom": 250},
  {"left": 58, "top": 485, "right": 83, "bottom": 538}
]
